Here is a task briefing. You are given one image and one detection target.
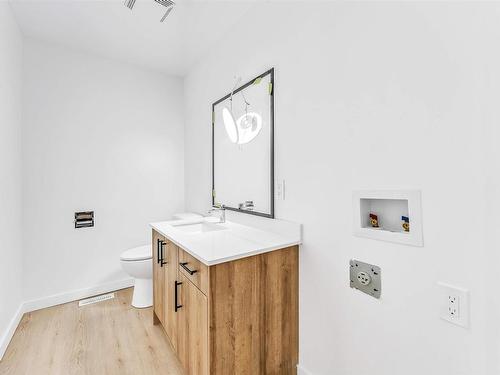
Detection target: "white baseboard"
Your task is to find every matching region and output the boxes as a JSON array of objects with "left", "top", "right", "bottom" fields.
[
  {"left": 297, "top": 364, "right": 314, "bottom": 375},
  {"left": 23, "top": 278, "right": 134, "bottom": 313},
  {"left": 0, "top": 303, "right": 25, "bottom": 361},
  {"left": 0, "top": 278, "right": 134, "bottom": 361}
]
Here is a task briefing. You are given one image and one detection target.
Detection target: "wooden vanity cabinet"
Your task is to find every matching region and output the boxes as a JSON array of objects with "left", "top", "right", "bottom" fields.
[
  {"left": 152, "top": 229, "right": 299, "bottom": 375},
  {"left": 163, "top": 240, "right": 179, "bottom": 349},
  {"left": 152, "top": 230, "right": 165, "bottom": 326},
  {"left": 152, "top": 233, "right": 179, "bottom": 347},
  {"left": 176, "top": 272, "right": 209, "bottom": 375}
]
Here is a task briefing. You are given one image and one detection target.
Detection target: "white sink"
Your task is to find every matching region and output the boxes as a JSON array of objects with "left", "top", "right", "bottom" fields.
[{"left": 172, "top": 221, "right": 227, "bottom": 234}]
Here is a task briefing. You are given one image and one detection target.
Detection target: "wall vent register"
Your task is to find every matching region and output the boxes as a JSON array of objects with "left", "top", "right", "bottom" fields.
[
  {"left": 74, "top": 211, "right": 94, "bottom": 228},
  {"left": 78, "top": 292, "right": 114, "bottom": 307}
]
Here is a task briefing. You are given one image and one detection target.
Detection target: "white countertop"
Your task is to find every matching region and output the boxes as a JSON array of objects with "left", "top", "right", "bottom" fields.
[{"left": 150, "top": 216, "right": 301, "bottom": 266}]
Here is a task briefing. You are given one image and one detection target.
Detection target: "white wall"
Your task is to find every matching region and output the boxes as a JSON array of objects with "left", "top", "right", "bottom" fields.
[
  {"left": 184, "top": 3, "right": 500, "bottom": 374},
  {"left": 22, "top": 39, "right": 184, "bottom": 302},
  {"left": 0, "top": 1, "right": 24, "bottom": 358},
  {"left": 483, "top": 25, "right": 500, "bottom": 373}
]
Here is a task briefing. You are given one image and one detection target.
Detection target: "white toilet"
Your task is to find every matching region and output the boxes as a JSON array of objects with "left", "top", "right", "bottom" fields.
[
  {"left": 120, "top": 213, "right": 202, "bottom": 309},
  {"left": 120, "top": 245, "right": 153, "bottom": 308}
]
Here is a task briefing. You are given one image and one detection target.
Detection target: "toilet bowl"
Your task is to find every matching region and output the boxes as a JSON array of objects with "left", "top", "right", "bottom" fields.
[
  {"left": 120, "top": 245, "right": 152, "bottom": 308},
  {"left": 120, "top": 213, "right": 202, "bottom": 308}
]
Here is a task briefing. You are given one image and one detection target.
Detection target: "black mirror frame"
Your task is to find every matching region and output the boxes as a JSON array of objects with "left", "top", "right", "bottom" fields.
[{"left": 211, "top": 68, "right": 275, "bottom": 219}]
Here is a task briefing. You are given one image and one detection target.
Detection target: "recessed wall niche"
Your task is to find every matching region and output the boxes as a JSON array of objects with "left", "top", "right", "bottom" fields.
[{"left": 352, "top": 190, "right": 423, "bottom": 247}]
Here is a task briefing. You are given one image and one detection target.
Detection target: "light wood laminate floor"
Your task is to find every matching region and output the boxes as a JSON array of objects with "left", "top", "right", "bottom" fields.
[{"left": 0, "top": 288, "right": 184, "bottom": 375}]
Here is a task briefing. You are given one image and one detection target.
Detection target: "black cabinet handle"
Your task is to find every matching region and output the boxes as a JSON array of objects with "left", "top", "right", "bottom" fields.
[
  {"left": 160, "top": 241, "right": 167, "bottom": 267},
  {"left": 180, "top": 262, "right": 198, "bottom": 275},
  {"left": 156, "top": 239, "right": 161, "bottom": 264},
  {"left": 174, "top": 281, "right": 183, "bottom": 312}
]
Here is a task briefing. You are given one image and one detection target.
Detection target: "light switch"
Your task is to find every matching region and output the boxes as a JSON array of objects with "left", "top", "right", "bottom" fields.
[{"left": 276, "top": 180, "right": 285, "bottom": 200}]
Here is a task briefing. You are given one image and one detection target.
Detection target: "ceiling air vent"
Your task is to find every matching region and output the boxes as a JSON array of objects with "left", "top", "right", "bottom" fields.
[{"left": 124, "top": 0, "right": 175, "bottom": 23}]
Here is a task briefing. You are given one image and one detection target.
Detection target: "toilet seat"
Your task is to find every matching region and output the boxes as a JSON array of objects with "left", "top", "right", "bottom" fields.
[{"left": 120, "top": 245, "right": 151, "bottom": 262}]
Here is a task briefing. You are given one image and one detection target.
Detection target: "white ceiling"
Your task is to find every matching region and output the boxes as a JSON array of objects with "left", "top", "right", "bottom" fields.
[{"left": 9, "top": 0, "right": 256, "bottom": 76}]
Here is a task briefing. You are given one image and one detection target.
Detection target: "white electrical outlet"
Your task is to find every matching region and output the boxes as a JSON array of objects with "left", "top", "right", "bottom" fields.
[
  {"left": 447, "top": 295, "right": 459, "bottom": 318},
  {"left": 438, "top": 282, "right": 469, "bottom": 328}
]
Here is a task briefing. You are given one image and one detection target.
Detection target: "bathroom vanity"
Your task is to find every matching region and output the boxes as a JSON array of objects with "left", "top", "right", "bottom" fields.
[{"left": 150, "top": 217, "right": 300, "bottom": 375}]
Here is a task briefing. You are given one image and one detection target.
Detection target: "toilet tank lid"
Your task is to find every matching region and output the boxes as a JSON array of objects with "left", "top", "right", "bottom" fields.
[
  {"left": 172, "top": 212, "right": 203, "bottom": 220},
  {"left": 121, "top": 245, "right": 151, "bottom": 261}
]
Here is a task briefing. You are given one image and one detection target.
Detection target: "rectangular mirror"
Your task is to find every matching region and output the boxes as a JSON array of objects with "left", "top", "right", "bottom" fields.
[{"left": 212, "top": 68, "right": 274, "bottom": 218}]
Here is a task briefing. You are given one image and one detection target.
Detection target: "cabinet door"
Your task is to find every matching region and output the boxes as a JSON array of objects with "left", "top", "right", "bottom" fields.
[
  {"left": 152, "top": 230, "right": 165, "bottom": 326},
  {"left": 163, "top": 241, "right": 178, "bottom": 349},
  {"left": 177, "top": 273, "right": 209, "bottom": 375}
]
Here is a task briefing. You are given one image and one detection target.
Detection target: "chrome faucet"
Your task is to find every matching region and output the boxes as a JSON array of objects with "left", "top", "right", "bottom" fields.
[{"left": 208, "top": 205, "right": 226, "bottom": 223}]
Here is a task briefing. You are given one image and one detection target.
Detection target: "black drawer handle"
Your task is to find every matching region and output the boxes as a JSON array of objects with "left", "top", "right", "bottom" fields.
[
  {"left": 160, "top": 241, "right": 167, "bottom": 266},
  {"left": 174, "top": 281, "right": 182, "bottom": 312},
  {"left": 180, "top": 262, "right": 198, "bottom": 275},
  {"left": 156, "top": 239, "right": 161, "bottom": 264}
]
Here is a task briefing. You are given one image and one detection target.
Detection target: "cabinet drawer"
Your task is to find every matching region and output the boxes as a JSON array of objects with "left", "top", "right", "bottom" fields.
[{"left": 178, "top": 247, "right": 209, "bottom": 295}]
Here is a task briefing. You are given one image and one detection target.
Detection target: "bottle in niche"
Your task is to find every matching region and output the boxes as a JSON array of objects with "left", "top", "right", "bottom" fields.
[
  {"left": 401, "top": 216, "right": 410, "bottom": 232},
  {"left": 369, "top": 213, "right": 379, "bottom": 228}
]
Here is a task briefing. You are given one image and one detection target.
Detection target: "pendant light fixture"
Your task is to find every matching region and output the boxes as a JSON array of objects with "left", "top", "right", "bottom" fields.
[
  {"left": 222, "top": 76, "right": 264, "bottom": 145},
  {"left": 236, "top": 112, "right": 263, "bottom": 144},
  {"left": 222, "top": 107, "right": 238, "bottom": 143}
]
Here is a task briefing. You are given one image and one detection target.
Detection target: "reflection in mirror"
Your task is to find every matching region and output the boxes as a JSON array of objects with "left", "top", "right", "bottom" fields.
[{"left": 212, "top": 69, "right": 274, "bottom": 218}]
